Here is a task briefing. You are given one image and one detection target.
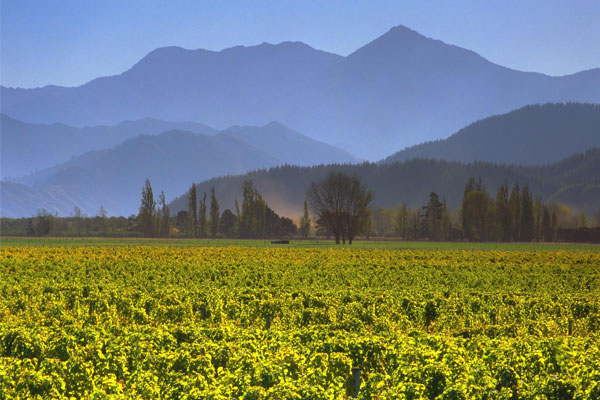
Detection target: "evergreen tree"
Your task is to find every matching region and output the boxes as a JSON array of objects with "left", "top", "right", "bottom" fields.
[
  {"left": 300, "top": 200, "right": 311, "bottom": 238},
  {"left": 199, "top": 192, "right": 207, "bottom": 238},
  {"left": 219, "top": 209, "right": 236, "bottom": 237},
  {"left": 187, "top": 184, "right": 198, "bottom": 237},
  {"left": 440, "top": 198, "right": 451, "bottom": 241},
  {"left": 496, "top": 183, "right": 511, "bottom": 241},
  {"left": 533, "top": 197, "right": 544, "bottom": 242},
  {"left": 209, "top": 187, "right": 220, "bottom": 238},
  {"left": 240, "top": 180, "right": 267, "bottom": 238},
  {"left": 508, "top": 183, "right": 521, "bottom": 241},
  {"left": 423, "top": 192, "right": 442, "bottom": 240},
  {"left": 138, "top": 179, "right": 156, "bottom": 237},
  {"left": 158, "top": 191, "right": 170, "bottom": 237},
  {"left": 520, "top": 185, "right": 534, "bottom": 241},
  {"left": 395, "top": 202, "right": 408, "bottom": 240},
  {"left": 542, "top": 206, "right": 551, "bottom": 242},
  {"left": 462, "top": 177, "right": 490, "bottom": 241}
]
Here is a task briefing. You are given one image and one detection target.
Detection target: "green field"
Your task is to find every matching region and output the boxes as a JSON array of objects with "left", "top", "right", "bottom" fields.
[
  {"left": 1, "top": 240, "right": 600, "bottom": 398},
  {"left": 2, "top": 236, "right": 599, "bottom": 251}
]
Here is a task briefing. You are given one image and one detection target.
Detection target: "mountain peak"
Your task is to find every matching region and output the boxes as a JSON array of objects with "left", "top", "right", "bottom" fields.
[{"left": 387, "top": 24, "right": 423, "bottom": 36}]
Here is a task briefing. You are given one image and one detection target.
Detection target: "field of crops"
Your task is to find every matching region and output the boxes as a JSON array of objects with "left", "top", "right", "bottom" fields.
[{"left": 1, "top": 246, "right": 599, "bottom": 399}]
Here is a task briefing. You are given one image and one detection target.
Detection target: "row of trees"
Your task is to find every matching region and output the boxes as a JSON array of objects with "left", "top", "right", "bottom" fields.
[
  {"left": 462, "top": 178, "right": 559, "bottom": 242},
  {"left": 3, "top": 173, "right": 597, "bottom": 242},
  {"left": 139, "top": 179, "right": 298, "bottom": 238},
  {"left": 139, "top": 180, "right": 171, "bottom": 237}
]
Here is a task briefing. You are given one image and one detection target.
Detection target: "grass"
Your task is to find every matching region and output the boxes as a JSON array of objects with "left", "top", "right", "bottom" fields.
[{"left": 1, "top": 236, "right": 599, "bottom": 251}]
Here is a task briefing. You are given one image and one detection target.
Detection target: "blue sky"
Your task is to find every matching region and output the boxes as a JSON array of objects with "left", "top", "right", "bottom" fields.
[{"left": 2, "top": 0, "right": 599, "bottom": 88}]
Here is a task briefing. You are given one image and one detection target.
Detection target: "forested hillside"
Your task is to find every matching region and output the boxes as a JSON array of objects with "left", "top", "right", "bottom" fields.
[
  {"left": 383, "top": 103, "right": 600, "bottom": 165},
  {"left": 170, "top": 149, "right": 600, "bottom": 217}
]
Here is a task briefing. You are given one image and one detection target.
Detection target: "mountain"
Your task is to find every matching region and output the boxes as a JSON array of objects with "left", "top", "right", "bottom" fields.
[
  {"left": 382, "top": 103, "right": 600, "bottom": 165},
  {"left": 221, "top": 121, "right": 357, "bottom": 167},
  {"left": 0, "top": 114, "right": 217, "bottom": 178},
  {"left": 2, "top": 26, "right": 599, "bottom": 159},
  {"left": 0, "top": 122, "right": 358, "bottom": 217},
  {"left": 167, "top": 149, "right": 600, "bottom": 218}
]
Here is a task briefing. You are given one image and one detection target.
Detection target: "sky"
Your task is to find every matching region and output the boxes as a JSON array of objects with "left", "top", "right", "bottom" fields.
[{"left": 2, "top": 0, "right": 600, "bottom": 88}]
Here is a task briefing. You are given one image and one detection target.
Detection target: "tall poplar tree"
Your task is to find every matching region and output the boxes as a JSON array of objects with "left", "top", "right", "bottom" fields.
[
  {"left": 139, "top": 179, "right": 156, "bottom": 237},
  {"left": 520, "top": 185, "right": 534, "bottom": 241},
  {"left": 508, "top": 183, "right": 521, "bottom": 241},
  {"left": 210, "top": 187, "right": 219, "bottom": 238},
  {"left": 199, "top": 192, "right": 207, "bottom": 238},
  {"left": 496, "top": 183, "right": 511, "bottom": 241},
  {"left": 300, "top": 200, "right": 311, "bottom": 238},
  {"left": 187, "top": 183, "right": 198, "bottom": 237}
]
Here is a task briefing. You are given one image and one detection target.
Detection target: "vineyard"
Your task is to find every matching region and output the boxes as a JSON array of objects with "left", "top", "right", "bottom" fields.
[{"left": 1, "top": 246, "right": 599, "bottom": 399}]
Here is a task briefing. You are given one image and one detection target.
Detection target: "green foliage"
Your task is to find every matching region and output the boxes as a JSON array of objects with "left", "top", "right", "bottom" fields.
[{"left": 1, "top": 246, "right": 600, "bottom": 398}]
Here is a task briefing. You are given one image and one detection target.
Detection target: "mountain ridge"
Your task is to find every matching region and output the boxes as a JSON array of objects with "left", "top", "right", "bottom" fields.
[
  {"left": 382, "top": 103, "right": 600, "bottom": 165},
  {"left": 1, "top": 121, "right": 359, "bottom": 217},
  {"left": 3, "top": 25, "right": 599, "bottom": 159}
]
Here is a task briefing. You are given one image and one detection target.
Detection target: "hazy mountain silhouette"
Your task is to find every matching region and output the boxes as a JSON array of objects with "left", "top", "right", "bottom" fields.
[
  {"left": 382, "top": 103, "right": 600, "bottom": 165},
  {"left": 0, "top": 114, "right": 217, "bottom": 178},
  {"left": 3, "top": 26, "right": 599, "bottom": 159},
  {"left": 1, "top": 122, "right": 358, "bottom": 217}
]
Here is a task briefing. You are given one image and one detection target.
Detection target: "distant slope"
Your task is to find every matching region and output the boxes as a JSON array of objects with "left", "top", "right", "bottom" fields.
[
  {"left": 1, "top": 122, "right": 358, "bottom": 217},
  {"left": 168, "top": 149, "right": 600, "bottom": 218},
  {"left": 222, "top": 121, "right": 359, "bottom": 166},
  {"left": 0, "top": 114, "right": 217, "bottom": 178},
  {"left": 3, "top": 26, "right": 599, "bottom": 159},
  {"left": 382, "top": 103, "right": 600, "bottom": 165}
]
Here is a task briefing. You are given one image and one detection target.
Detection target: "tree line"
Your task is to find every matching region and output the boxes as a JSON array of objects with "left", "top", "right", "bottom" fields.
[
  {"left": 2, "top": 173, "right": 598, "bottom": 242},
  {"left": 140, "top": 179, "right": 298, "bottom": 238}
]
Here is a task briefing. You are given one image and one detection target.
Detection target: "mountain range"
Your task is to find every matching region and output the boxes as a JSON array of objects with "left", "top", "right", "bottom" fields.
[
  {"left": 169, "top": 148, "right": 600, "bottom": 218},
  {"left": 0, "top": 114, "right": 216, "bottom": 179},
  {"left": 382, "top": 103, "right": 600, "bottom": 165},
  {"left": 0, "top": 121, "right": 358, "bottom": 217},
  {"left": 3, "top": 25, "right": 599, "bottom": 159}
]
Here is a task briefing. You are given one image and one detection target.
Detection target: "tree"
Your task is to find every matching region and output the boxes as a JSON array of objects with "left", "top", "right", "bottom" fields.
[
  {"left": 462, "top": 177, "right": 491, "bottom": 241},
  {"left": 219, "top": 209, "right": 236, "bottom": 237},
  {"left": 496, "top": 183, "right": 511, "bottom": 241},
  {"left": 187, "top": 184, "right": 198, "bottom": 237},
  {"left": 36, "top": 209, "right": 53, "bottom": 236},
  {"left": 199, "top": 192, "right": 207, "bottom": 238},
  {"left": 158, "top": 191, "right": 170, "bottom": 237},
  {"left": 440, "top": 198, "right": 451, "bottom": 241},
  {"left": 520, "top": 185, "right": 534, "bottom": 241},
  {"left": 395, "top": 202, "right": 409, "bottom": 240},
  {"left": 240, "top": 180, "right": 267, "bottom": 238},
  {"left": 138, "top": 179, "right": 156, "bottom": 237},
  {"left": 306, "top": 172, "right": 373, "bottom": 244},
  {"left": 300, "top": 200, "right": 311, "bottom": 238},
  {"left": 73, "top": 206, "right": 84, "bottom": 235},
  {"left": 98, "top": 205, "right": 108, "bottom": 235},
  {"left": 176, "top": 210, "right": 188, "bottom": 233},
  {"left": 542, "top": 206, "right": 551, "bottom": 242},
  {"left": 422, "top": 192, "right": 443, "bottom": 240},
  {"left": 508, "top": 183, "right": 521, "bottom": 241},
  {"left": 209, "top": 187, "right": 220, "bottom": 238}
]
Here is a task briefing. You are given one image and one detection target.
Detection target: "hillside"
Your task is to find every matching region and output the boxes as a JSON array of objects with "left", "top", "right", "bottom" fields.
[
  {"left": 0, "top": 114, "right": 217, "bottom": 178},
  {"left": 0, "top": 123, "right": 358, "bottom": 217},
  {"left": 3, "top": 26, "right": 599, "bottom": 159},
  {"left": 169, "top": 149, "right": 600, "bottom": 218},
  {"left": 383, "top": 103, "right": 600, "bottom": 165}
]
